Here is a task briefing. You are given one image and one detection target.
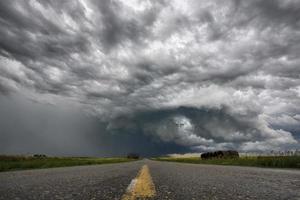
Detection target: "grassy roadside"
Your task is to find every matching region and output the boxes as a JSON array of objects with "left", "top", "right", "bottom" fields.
[
  {"left": 0, "top": 155, "right": 137, "bottom": 172},
  {"left": 153, "top": 156, "right": 300, "bottom": 169}
]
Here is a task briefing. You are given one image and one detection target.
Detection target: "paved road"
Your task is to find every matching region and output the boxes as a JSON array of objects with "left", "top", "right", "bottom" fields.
[{"left": 0, "top": 160, "right": 300, "bottom": 200}]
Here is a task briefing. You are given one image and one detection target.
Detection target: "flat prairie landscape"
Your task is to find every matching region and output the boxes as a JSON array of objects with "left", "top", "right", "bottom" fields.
[
  {"left": 154, "top": 156, "right": 300, "bottom": 169},
  {"left": 1, "top": 0, "right": 300, "bottom": 199},
  {"left": 0, "top": 155, "right": 136, "bottom": 172}
]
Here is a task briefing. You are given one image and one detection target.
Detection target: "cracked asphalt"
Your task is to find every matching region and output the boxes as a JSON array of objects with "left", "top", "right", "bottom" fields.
[{"left": 0, "top": 159, "right": 299, "bottom": 200}]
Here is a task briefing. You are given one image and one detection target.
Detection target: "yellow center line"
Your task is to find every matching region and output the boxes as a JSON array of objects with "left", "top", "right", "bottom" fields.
[{"left": 122, "top": 165, "right": 156, "bottom": 200}]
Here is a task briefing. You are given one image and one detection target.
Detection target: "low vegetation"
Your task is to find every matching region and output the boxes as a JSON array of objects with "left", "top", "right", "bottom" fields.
[
  {"left": 154, "top": 156, "right": 300, "bottom": 169},
  {"left": 0, "top": 155, "right": 137, "bottom": 172}
]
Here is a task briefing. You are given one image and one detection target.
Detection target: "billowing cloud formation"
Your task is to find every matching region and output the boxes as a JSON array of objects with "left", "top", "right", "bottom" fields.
[{"left": 0, "top": 0, "right": 299, "bottom": 155}]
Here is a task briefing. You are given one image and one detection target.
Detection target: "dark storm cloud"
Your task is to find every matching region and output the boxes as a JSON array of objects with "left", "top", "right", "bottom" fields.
[
  {"left": 0, "top": 0, "right": 299, "bottom": 155},
  {"left": 0, "top": 81, "right": 11, "bottom": 95},
  {"left": 253, "top": 0, "right": 300, "bottom": 28},
  {"left": 92, "top": 0, "right": 141, "bottom": 50},
  {"left": 0, "top": 94, "right": 189, "bottom": 156},
  {"left": 106, "top": 106, "right": 297, "bottom": 152}
]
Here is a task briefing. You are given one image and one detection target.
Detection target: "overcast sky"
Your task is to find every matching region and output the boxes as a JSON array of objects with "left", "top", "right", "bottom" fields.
[{"left": 0, "top": 0, "right": 300, "bottom": 156}]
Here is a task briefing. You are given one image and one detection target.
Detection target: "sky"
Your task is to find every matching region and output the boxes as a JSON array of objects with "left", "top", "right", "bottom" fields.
[{"left": 0, "top": 0, "right": 300, "bottom": 156}]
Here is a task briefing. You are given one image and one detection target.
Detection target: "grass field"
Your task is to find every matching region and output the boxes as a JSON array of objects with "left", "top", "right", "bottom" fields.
[
  {"left": 154, "top": 156, "right": 300, "bottom": 169},
  {"left": 0, "top": 155, "right": 137, "bottom": 172}
]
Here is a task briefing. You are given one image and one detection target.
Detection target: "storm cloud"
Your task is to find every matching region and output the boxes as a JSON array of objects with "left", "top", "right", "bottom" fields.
[{"left": 0, "top": 0, "right": 299, "bottom": 155}]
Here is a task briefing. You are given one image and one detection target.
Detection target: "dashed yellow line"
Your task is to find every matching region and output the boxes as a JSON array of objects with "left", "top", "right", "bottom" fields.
[{"left": 122, "top": 165, "right": 156, "bottom": 200}]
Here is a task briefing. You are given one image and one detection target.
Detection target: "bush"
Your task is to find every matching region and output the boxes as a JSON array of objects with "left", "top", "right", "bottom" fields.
[
  {"left": 127, "top": 153, "right": 140, "bottom": 159},
  {"left": 201, "top": 150, "right": 239, "bottom": 160}
]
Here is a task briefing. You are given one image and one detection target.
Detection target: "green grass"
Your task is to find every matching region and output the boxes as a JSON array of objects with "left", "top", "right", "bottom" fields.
[
  {"left": 0, "top": 155, "right": 137, "bottom": 172},
  {"left": 153, "top": 156, "right": 300, "bottom": 169}
]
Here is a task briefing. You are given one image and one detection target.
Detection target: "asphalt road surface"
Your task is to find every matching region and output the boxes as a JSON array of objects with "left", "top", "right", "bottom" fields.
[{"left": 0, "top": 159, "right": 300, "bottom": 200}]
